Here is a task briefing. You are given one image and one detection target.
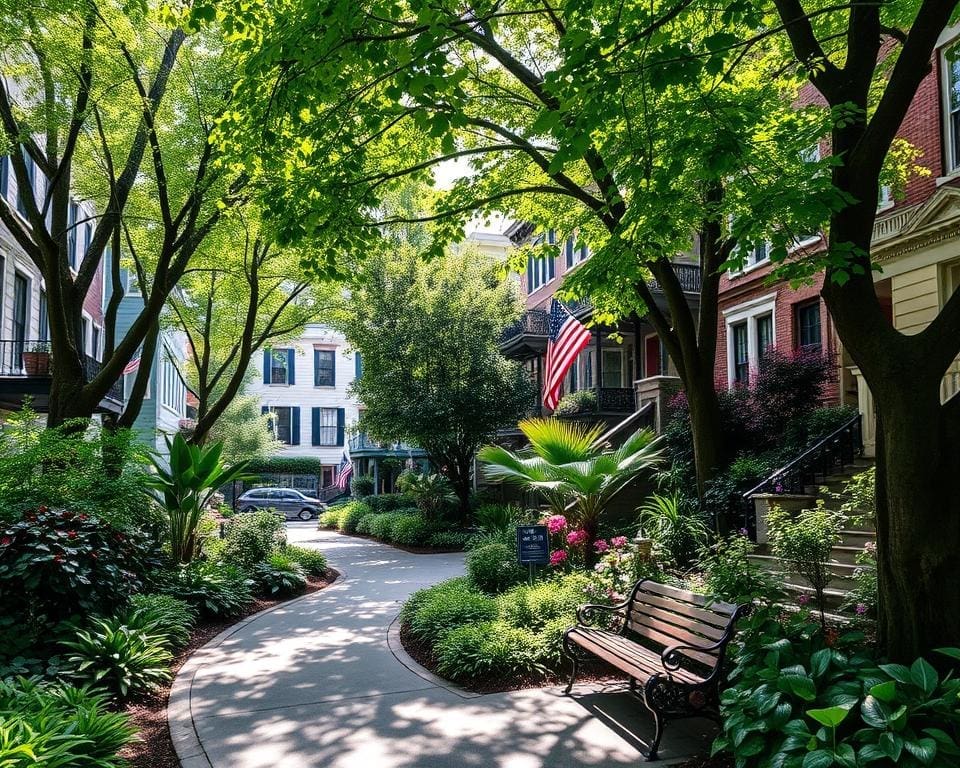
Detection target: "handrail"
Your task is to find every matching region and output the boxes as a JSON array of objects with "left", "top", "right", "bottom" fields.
[{"left": 742, "top": 412, "right": 862, "bottom": 501}]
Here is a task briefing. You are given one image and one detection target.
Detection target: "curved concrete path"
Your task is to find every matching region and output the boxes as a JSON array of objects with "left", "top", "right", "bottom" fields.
[{"left": 169, "top": 525, "right": 715, "bottom": 767}]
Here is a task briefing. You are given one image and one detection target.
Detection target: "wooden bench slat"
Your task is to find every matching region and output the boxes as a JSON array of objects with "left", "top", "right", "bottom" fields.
[
  {"left": 628, "top": 603, "right": 727, "bottom": 641},
  {"left": 634, "top": 580, "right": 737, "bottom": 615},
  {"left": 567, "top": 628, "right": 705, "bottom": 684},
  {"left": 632, "top": 593, "right": 732, "bottom": 629},
  {"left": 624, "top": 620, "right": 719, "bottom": 668}
]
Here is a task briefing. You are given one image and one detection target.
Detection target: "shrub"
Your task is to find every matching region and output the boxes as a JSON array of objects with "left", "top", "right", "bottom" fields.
[
  {"left": 389, "top": 514, "right": 439, "bottom": 546},
  {"left": 337, "top": 501, "right": 373, "bottom": 534},
  {"left": 365, "top": 493, "right": 413, "bottom": 513},
  {"left": 434, "top": 621, "right": 544, "bottom": 681},
  {"left": 552, "top": 389, "right": 597, "bottom": 416},
  {"left": 700, "top": 533, "right": 783, "bottom": 604},
  {"left": 768, "top": 502, "right": 845, "bottom": 625},
  {"left": 467, "top": 542, "right": 526, "bottom": 593},
  {"left": 0, "top": 507, "right": 159, "bottom": 632},
  {"left": 475, "top": 503, "right": 520, "bottom": 535},
  {"left": 406, "top": 579, "right": 498, "bottom": 642},
  {"left": 369, "top": 511, "right": 411, "bottom": 540},
  {"left": 355, "top": 513, "right": 378, "bottom": 535},
  {"left": 351, "top": 475, "right": 374, "bottom": 498},
  {"left": 586, "top": 536, "right": 666, "bottom": 604},
  {"left": 402, "top": 473, "right": 456, "bottom": 518},
  {"left": 638, "top": 493, "right": 709, "bottom": 568},
  {"left": 0, "top": 677, "right": 136, "bottom": 767},
  {"left": 123, "top": 594, "right": 197, "bottom": 650},
  {"left": 60, "top": 617, "right": 172, "bottom": 700},
  {"left": 157, "top": 561, "right": 253, "bottom": 620},
  {"left": 283, "top": 544, "right": 328, "bottom": 577},
  {"left": 252, "top": 553, "right": 307, "bottom": 596},
  {"left": 222, "top": 510, "right": 286, "bottom": 570},
  {"left": 318, "top": 506, "right": 344, "bottom": 529},
  {"left": 425, "top": 531, "right": 472, "bottom": 550},
  {"left": 498, "top": 573, "right": 590, "bottom": 631}
]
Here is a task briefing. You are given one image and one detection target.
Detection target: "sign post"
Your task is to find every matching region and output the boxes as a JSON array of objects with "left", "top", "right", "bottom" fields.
[{"left": 516, "top": 524, "right": 550, "bottom": 585}]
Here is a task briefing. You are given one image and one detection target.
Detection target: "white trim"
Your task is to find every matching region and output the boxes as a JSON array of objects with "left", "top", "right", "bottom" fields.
[
  {"left": 723, "top": 292, "right": 777, "bottom": 387},
  {"left": 941, "top": 35, "right": 960, "bottom": 173}
]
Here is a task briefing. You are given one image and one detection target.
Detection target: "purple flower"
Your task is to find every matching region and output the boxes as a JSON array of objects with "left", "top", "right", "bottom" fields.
[
  {"left": 797, "top": 594, "right": 811, "bottom": 606},
  {"left": 738, "top": 528, "right": 749, "bottom": 537},
  {"left": 546, "top": 515, "right": 568, "bottom": 534},
  {"left": 610, "top": 536, "right": 628, "bottom": 548},
  {"left": 855, "top": 603, "right": 868, "bottom": 615},
  {"left": 566, "top": 529, "right": 588, "bottom": 547},
  {"left": 594, "top": 539, "right": 609, "bottom": 553}
]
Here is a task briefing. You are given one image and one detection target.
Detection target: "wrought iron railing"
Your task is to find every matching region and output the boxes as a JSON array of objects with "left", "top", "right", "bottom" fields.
[
  {"left": 647, "top": 263, "right": 703, "bottom": 294},
  {"left": 348, "top": 432, "right": 422, "bottom": 454},
  {"left": 598, "top": 387, "right": 636, "bottom": 412},
  {"left": 0, "top": 339, "right": 123, "bottom": 403},
  {"left": 739, "top": 412, "right": 862, "bottom": 536},
  {"left": 500, "top": 309, "right": 550, "bottom": 344}
]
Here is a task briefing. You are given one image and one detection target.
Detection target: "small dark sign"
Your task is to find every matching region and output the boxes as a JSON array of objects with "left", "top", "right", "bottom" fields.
[{"left": 516, "top": 524, "right": 550, "bottom": 565}]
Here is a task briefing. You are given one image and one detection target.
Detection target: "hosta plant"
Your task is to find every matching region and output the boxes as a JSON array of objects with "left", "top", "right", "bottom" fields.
[
  {"left": 253, "top": 553, "right": 307, "bottom": 596},
  {"left": 123, "top": 593, "right": 198, "bottom": 651},
  {"left": 155, "top": 561, "right": 253, "bottom": 620}
]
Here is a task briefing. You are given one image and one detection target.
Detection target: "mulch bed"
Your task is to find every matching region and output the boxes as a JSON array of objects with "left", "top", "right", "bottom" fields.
[
  {"left": 398, "top": 621, "right": 619, "bottom": 695},
  {"left": 118, "top": 569, "right": 338, "bottom": 768}
]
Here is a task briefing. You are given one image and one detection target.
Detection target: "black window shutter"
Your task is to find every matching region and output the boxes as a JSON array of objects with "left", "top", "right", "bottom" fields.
[
  {"left": 312, "top": 407, "right": 321, "bottom": 446},
  {"left": 291, "top": 407, "right": 301, "bottom": 445},
  {"left": 287, "top": 349, "right": 296, "bottom": 385},
  {"left": 313, "top": 349, "right": 320, "bottom": 386},
  {"left": 262, "top": 350, "right": 270, "bottom": 384},
  {"left": 336, "top": 408, "right": 345, "bottom": 446}
]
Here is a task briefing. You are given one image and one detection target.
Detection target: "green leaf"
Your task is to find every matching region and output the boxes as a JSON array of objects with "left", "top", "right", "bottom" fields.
[
  {"left": 810, "top": 649, "right": 831, "bottom": 678},
  {"left": 880, "top": 732, "right": 903, "bottom": 762},
  {"left": 910, "top": 657, "right": 939, "bottom": 695},
  {"left": 879, "top": 663, "right": 912, "bottom": 685},
  {"left": 860, "top": 695, "right": 887, "bottom": 728},
  {"left": 934, "top": 647, "right": 960, "bottom": 663},
  {"left": 834, "top": 743, "right": 857, "bottom": 768},
  {"left": 806, "top": 703, "right": 854, "bottom": 728},
  {"left": 869, "top": 680, "right": 896, "bottom": 702},
  {"left": 781, "top": 675, "right": 817, "bottom": 701},
  {"left": 904, "top": 738, "right": 937, "bottom": 765},
  {"left": 802, "top": 749, "right": 834, "bottom": 768}
]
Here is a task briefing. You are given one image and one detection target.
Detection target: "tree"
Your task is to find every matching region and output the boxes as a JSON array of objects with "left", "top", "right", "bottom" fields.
[
  {"left": 169, "top": 216, "right": 324, "bottom": 444},
  {"left": 213, "top": 0, "right": 837, "bottom": 499},
  {"left": 479, "top": 418, "right": 662, "bottom": 553},
  {"left": 0, "top": 2, "right": 243, "bottom": 427},
  {"left": 206, "top": 395, "right": 281, "bottom": 465},
  {"left": 333, "top": 244, "right": 533, "bottom": 518}
]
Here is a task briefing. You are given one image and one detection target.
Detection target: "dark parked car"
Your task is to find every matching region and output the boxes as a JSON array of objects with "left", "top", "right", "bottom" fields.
[{"left": 236, "top": 488, "right": 327, "bottom": 521}]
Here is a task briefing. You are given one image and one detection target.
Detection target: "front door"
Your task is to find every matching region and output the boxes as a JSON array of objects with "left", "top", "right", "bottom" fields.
[{"left": 12, "top": 273, "right": 27, "bottom": 371}]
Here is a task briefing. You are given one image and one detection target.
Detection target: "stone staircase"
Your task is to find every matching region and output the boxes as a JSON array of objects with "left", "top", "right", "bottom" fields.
[{"left": 749, "top": 458, "right": 875, "bottom": 613}]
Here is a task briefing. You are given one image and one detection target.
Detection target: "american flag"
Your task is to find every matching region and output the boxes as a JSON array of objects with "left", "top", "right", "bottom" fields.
[
  {"left": 122, "top": 350, "right": 142, "bottom": 375},
  {"left": 543, "top": 299, "right": 592, "bottom": 411},
  {"left": 335, "top": 452, "right": 353, "bottom": 490}
]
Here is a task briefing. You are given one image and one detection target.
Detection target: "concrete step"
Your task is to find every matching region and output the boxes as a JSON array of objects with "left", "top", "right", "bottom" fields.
[
  {"left": 838, "top": 529, "right": 876, "bottom": 548},
  {"left": 749, "top": 555, "right": 869, "bottom": 591},
  {"left": 781, "top": 583, "right": 850, "bottom": 611}
]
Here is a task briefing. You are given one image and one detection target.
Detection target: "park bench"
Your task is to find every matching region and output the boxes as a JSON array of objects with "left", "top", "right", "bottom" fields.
[{"left": 563, "top": 579, "right": 744, "bottom": 761}]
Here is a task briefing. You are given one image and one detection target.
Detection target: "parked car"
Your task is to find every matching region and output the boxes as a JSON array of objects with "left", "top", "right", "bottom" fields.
[{"left": 236, "top": 488, "right": 327, "bottom": 521}]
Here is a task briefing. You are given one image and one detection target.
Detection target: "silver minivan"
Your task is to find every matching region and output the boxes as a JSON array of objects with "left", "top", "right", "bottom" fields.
[{"left": 236, "top": 488, "right": 326, "bottom": 521}]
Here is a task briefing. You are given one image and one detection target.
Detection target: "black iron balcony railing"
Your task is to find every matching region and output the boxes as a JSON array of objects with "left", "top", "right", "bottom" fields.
[
  {"left": 348, "top": 432, "right": 423, "bottom": 454},
  {"left": 647, "top": 263, "right": 702, "bottom": 294},
  {"left": 598, "top": 387, "right": 636, "bottom": 412},
  {"left": 0, "top": 339, "right": 123, "bottom": 403},
  {"left": 500, "top": 308, "right": 550, "bottom": 345}
]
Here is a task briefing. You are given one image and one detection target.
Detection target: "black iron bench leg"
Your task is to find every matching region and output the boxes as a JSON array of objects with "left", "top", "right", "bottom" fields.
[
  {"left": 640, "top": 710, "right": 664, "bottom": 761},
  {"left": 564, "top": 656, "right": 579, "bottom": 694}
]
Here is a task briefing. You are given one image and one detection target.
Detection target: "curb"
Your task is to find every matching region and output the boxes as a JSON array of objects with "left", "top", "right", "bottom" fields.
[
  {"left": 167, "top": 567, "right": 348, "bottom": 768},
  {"left": 385, "top": 613, "right": 482, "bottom": 700}
]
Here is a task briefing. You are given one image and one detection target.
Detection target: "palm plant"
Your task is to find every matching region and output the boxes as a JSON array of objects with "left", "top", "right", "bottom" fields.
[
  {"left": 638, "top": 493, "right": 709, "bottom": 568},
  {"left": 478, "top": 418, "right": 662, "bottom": 548},
  {"left": 146, "top": 434, "right": 253, "bottom": 563}
]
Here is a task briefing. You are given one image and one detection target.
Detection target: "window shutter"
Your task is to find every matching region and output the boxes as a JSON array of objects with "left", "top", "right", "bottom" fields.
[
  {"left": 261, "top": 405, "right": 269, "bottom": 415},
  {"left": 313, "top": 349, "right": 320, "bottom": 386},
  {"left": 312, "top": 407, "right": 321, "bottom": 446},
  {"left": 291, "top": 407, "right": 301, "bottom": 445},
  {"left": 287, "top": 349, "right": 296, "bottom": 385},
  {"left": 329, "top": 353, "right": 335, "bottom": 387},
  {"left": 336, "top": 408, "right": 345, "bottom": 446},
  {"left": 262, "top": 350, "right": 270, "bottom": 384},
  {"left": 354, "top": 352, "right": 362, "bottom": 380}
]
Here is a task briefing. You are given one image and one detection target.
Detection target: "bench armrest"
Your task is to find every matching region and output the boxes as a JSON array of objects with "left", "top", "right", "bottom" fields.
[
  {"left": 576, "top": 599, "right": 630, "bottom": 628},
  {"left": 660, "top": 636, "right": 730, "bottom": 672}
]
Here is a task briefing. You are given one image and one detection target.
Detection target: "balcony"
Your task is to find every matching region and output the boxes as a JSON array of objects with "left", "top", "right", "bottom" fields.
[
  {"left": 348, "top": 432, "right": 427, "bottom": 458},
  {"left": 0, "top": 339, "right": 124, "bottom": 413},
  {"left": 647, "top": 262, "right": 702, "bottom": 294}
]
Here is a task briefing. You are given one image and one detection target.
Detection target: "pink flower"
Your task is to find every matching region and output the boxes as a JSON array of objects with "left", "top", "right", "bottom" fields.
[
  {"left": 864, "top": 541, "right": 877, "bottom": 554},
  {"left": 594, "top": 539, "right": 609, "bottom": 553},
  {"left": 610, "top": 536, "right": 628, "bottom": 548},
  {"left": 855, "top": 603, "right": 868, "bottom": 615},
  {"left": 549, "top": 550, "right": 568, "bottom": 566},
  {"left": 797, "top": 594, "right": 811, "bottom": 605},
  {"left": 566, "top": 529, "right": 588, "bottom": 546},
  {"left": 546, "top": 515, "right": 568, "bottom": 534}
]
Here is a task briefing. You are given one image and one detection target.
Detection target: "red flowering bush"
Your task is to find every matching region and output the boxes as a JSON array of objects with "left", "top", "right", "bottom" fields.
[{"left": 0, "top": 508, "right": 160, "bottom": 632}]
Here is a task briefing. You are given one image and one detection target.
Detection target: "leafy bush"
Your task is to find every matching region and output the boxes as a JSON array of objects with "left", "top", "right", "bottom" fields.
[
  {"left": 498, "top": 574, "right": 590, "bottom": 631},
  {"left": 351, "top": 475, "right": 374, "bottom": 498},
  {"left": 318, "top": 505, "right": 344, "bottom": 529},
  {"left": 365, "top": 493, "right": 413, "bottom": 513},
  {"left": 222, "top": 510, "right": 286, "bottom": 569},
  {"left": 841, "top": 541, "right": 877, "bottom": 620},
  {"left": 283, "top": 544, "right": 328, "bottom": 577},
  {"left": 0, "top": 507, "right": 160, "bottom": 632},
  {"left": 337, "top": 501, "right": 373, "bottom": 533},
  {"left": 425, "top": 531, "right": 471, "bottom": 550},
  {"left": 805, "top": 404, "right": 859, "bottom": 445},
  {"left": 638, "top": 493, "right": 708, "bottom": 568},
  {"left": 700, "top": 533, "right": 783, "bottom": 604},
  {"left": 252, "top": 553, "right": 307, "bottom": 596},
  {"left": 390, "top": 514, "right": 440, "bottom": 546},
  {"left": 60, "top": 617, "right": 172, "bottom": 700},
  {"left": 768, "top": 502, "right": 844, "bottom": 624},
  {"left": 586, "top": 536, "right": 667, "bottom": 604},
  {"left": 355, "top": 513, "right": 378, "bottom": 535},
  {"left": 552, "top": 389, "right": 597, "bottom": 416},
  {"left": 715, "top": 609, "right": 960, "bottom": 768},
  {"left": 157, "top": 561, "right": 253, "bottom": 619},
  {"left": 475, "top": 503, "right": 520, "bottom": 535},
  {"left": 467, "top": 542, "right": 526, "bottom": 593},
  {"left": 434, "top": 621, "right": 544, "bottom": 681},
  {"left": 369, "top": 511, "right": 411, "bottom": 540},
  {"left": 402, "top": 473, "right": 456, "bottom": 518},
  {"left": 123, "top": 593, "right": 197, "bottom": 650},
  {"left": 406, "top": 579, "right": 498, "bottom": 642},
  {"left": 0, "top": 677, "right": 136, "bottom": 767}
]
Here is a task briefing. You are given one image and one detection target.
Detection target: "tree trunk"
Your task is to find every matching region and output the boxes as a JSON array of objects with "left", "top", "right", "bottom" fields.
[
  {"left": 684, "top": 374, "right": 726, "bottom": 501},
  {"left": 872, "top": 388, "right": 960, "bottom": 660}
]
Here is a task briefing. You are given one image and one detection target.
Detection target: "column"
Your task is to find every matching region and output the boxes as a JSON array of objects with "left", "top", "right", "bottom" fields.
[{"left": 849, "top": 366, "right": 876, "bottom": 458}]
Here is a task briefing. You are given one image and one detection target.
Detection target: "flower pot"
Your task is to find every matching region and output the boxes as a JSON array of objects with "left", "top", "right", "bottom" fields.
[
  {"left": 634, "top": 537, "right": 653, "bottom": 560},
  {"left": 22, "top": 351, "right": 51, "bottom": 376}
]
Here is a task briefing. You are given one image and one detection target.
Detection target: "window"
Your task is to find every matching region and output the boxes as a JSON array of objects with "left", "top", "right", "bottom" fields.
[
  {"left": 315, "top": 407, "right": 338, "bottom": 445},
  {"left": 945, "top": 41, "right": 960, "bottom": 172},
  {"left": 564, "top": 237, "right": 590, "bottom": 269},
  {"left": 16, "top": 150, "right": 35, "bottom": 217},
  {"left": 83, "top": 222, "right": 93, "bottom": 259},
  {"left": 314, "top": 349, "right": 335, "bottom": 386},
  {"left": 80, "top": 317, "right": 89, "bottom": 356},
  {"left": 601, "top": 348, "right": 624, "bottom": 388},
  {"left": 526, "top": 253, "right": 555, "bottom": 293},
  {"left": 39, "top": 290, "right": 48, "bottom": 342},
  {"left": 878, "top": 185, "right": 894, "bottom": 212},
  {"left": 582, "top": 349, "right": 594, "bottom": 389},
  {"left": 566, "top": 357, "right": 579, "bottom": 392},
  {"left": 13, "top": 273, "right": 28, "bottom": 369},
  {"left": 159, "top": 354, "right": 186, "bottom": 415},
  {"left": 271, "top": 407, "right": 292, "bottom": 444},
  {"left": 756, "top": 313, "right": 774, "bottom": 361},
  {"left": 322, "top": 466, "right": 335, "bottom": 488},
  {"left": 270, "top": 350, "right": 290, "bottom": 384},
  {"left": 795, "top": 302, "right": 822, "bottom": 351},
  {"left": 91, "top": 325, "right": 101, "bottom": 361},
  {"left": 732, "top": 322, "right": 749, "bottom": 384}
]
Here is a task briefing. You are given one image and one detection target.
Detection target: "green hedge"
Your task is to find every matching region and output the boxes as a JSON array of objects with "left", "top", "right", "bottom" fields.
[{"left": 244, "top": 457, "right": 323, "bottom": 476}]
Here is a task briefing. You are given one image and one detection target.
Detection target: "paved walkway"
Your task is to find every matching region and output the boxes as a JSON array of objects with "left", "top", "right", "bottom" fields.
[{"left": 169, "top": 525, "right": 716, "bottom": 767}]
